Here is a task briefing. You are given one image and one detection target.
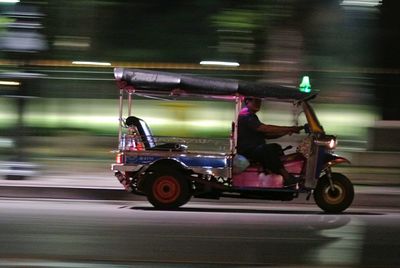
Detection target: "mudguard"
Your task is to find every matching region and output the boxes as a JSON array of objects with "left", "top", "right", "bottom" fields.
[{"left": 322, "top": 154, "right": 350, "bottom": 170}]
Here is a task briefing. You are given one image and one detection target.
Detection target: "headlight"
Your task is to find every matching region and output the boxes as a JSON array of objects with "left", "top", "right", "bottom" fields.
[
  {"left": 328, "top": 138, "right": 337, "bottom": 149},
  {"left": 314, "top": 135, "right": 337, "bottom": 149}
]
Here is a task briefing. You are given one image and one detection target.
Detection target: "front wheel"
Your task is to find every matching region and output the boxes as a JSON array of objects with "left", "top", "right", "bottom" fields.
[
  {"left": 314, "top": 172, "right": 354, "bottom": 213},
  {"left": 146, "top": 171, "right": 191, "bottom": 210}
]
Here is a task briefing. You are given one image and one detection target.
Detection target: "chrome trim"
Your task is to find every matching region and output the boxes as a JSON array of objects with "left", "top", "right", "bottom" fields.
[
  {"left": 191, "top": 167, "right": 230, "bottom": 178},
  {"left": 111, "top": 164, "right": 143, "bottom": 172},
  {"left": 123, "top": 149, "right": 228, "bottom": 158}
]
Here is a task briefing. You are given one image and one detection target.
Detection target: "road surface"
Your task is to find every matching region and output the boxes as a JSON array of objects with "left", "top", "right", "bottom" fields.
[{"left": 0, "top": 198, "right": 399, "bottom": 267}]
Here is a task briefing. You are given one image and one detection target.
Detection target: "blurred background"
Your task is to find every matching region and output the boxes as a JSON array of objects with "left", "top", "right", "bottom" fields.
[{"left": 0, "top": 0, "right": 399, "bottom": 178}]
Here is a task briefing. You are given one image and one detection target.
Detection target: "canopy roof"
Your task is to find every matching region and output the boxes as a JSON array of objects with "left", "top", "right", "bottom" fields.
[{"left": 114, "top": 68, "right": 312, "bottom": 100}]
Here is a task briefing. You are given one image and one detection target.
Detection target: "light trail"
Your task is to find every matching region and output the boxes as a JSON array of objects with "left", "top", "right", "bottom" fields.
[{"left": 0, "top": 59, "right": 399, "bottom": 75}]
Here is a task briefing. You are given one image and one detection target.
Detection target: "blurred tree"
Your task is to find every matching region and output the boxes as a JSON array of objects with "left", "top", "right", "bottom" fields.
[{"left": 376, "top": 0, "right": 400, "bottom": 120}]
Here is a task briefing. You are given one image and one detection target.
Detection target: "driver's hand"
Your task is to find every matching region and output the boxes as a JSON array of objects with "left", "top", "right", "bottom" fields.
[{"left": 289, "top": 126, "right": 303, "bottom": 135}]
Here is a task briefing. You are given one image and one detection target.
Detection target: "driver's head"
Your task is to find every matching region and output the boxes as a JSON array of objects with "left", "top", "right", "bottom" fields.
[{"left": 244, "top": 97, "right": 262, "bottom": 113}]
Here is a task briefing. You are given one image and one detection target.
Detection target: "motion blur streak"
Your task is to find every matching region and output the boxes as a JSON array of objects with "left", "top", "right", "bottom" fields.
[
  {"left": 1, "top": 59, "right": 400, "bottom": 74},
  {"left": 0, "top": 1, "right": 399, "bottom": 267},
  {"left": 72, "top": 61, "right": 112, "bottom": 66}
]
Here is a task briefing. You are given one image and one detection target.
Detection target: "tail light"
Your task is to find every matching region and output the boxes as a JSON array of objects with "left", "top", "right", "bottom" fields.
[
  {"left": 125, "top": 135, "right": 145, "bottom": 151},
  {"left": 136, "top": 141, "right": 145, "bottom": 151},
  {"left": 116, "top": 153, "right": 124, "bottom": 164}
]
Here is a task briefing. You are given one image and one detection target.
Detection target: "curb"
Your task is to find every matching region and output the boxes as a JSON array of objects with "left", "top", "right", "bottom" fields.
[{"left": 0, "top": 185, "right": 138, "bottom": 201}]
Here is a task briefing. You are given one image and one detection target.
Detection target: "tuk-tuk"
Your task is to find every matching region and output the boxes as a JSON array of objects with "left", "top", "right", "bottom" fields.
[{"left": 111, "top": 68, "right": 354, "bottom": 213}]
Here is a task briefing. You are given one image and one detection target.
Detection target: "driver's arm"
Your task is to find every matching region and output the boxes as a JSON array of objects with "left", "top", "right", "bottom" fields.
[{"left": 257, "top": 124, "right": 303, "bottom": 139}]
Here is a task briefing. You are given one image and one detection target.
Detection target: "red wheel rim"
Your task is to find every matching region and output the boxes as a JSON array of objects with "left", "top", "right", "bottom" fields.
[{"left": 152, "top": 176, "right": 181, "bottom": 203}]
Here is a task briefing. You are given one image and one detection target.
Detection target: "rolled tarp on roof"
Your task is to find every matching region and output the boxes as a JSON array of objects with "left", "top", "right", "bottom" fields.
[{"left": 114, "top": 67, "right": 310, "bottom": 100}]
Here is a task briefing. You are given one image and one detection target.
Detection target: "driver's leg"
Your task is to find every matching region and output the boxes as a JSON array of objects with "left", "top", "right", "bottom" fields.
[{"left": 258, "top": 143, "right": 299, "bottom": 187}]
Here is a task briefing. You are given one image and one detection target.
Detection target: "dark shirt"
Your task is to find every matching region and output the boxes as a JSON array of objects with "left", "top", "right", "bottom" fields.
[{"left": 237, "top": 107, "right": 265, "bottom": 156}]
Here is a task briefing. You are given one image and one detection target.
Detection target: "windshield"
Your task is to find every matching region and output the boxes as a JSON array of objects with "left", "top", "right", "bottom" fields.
[{"left": 301, "top": 101, "right": 324, "bottom": 134}]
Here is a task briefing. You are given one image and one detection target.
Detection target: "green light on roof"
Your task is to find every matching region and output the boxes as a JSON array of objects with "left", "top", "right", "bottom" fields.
[{"left": 299, "top": 76, "right": 312, "bottom": 93}]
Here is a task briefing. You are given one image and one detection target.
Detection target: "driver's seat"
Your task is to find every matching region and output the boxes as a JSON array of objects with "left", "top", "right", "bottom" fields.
[{"left": 125, "top": 116, "right": 187, "bottom": 151}]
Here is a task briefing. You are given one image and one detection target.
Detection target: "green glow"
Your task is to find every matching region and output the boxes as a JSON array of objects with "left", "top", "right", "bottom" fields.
[
  {"left": 299, "top": 76, "right": 312, "bottom": 93},
  {"left": 0, "top": 98, "right": 379, "bottom": 140}
]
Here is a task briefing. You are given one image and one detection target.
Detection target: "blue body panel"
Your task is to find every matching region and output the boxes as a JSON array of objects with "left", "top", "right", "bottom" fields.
[
  {"left": 316, "top": 147, "right": 334, "bottom": 176},
  {"left": 125, "top": 155, "right": 227, "bottom": 168}
]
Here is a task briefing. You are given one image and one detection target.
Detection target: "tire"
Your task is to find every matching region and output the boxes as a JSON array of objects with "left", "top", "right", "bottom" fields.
[
  {"left": 314, "top": 173, "right": 354, "bottom": 213},
  {"left": 146, "top": 170, "right": 191, "bottom": 209}
]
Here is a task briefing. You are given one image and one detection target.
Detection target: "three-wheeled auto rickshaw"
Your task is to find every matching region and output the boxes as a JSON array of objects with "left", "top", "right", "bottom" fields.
[{"left": 111, "top": 68, "right": 354, "bottom": 213}]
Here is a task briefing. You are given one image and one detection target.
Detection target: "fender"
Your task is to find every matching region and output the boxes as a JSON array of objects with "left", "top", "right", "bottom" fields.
[
  {"left": 146, "top": 158, "right": 190, "bottom": 173},
  {"left": 322, "top": 154, "right": 350, "bottom": 171}
]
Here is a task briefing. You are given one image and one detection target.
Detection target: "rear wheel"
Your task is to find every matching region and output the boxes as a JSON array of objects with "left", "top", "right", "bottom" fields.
[
  {"left": 146, "top": 171, "right": 191, "bottom": 209},
  {"left": 314, "top": 173, "right": 354, "bottom": 213}
]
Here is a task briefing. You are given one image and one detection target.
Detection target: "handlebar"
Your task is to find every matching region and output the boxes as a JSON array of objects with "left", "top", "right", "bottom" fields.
[{"left": 303, "top": 123, "right": 310, "bottom": 134}]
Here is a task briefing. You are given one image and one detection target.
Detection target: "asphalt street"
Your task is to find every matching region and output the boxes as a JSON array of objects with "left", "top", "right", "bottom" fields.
[
  {"left": 0, "top": 198, "right": 399, "bottom": 268},
  {"left": 0, "top": 162, "right": 399, "bottom": 267}
]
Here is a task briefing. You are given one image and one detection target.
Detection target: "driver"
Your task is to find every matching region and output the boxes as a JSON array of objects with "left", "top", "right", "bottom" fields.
[{"left": 237, "top": 97, "right": 303, "bottom": 187}]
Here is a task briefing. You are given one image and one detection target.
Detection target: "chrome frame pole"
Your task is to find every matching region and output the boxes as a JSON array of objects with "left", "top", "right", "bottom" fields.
[
  {"left": 128, "top": 91, "right": 133, "bottom": 116},
  {"left": 232, "top": 95, "right": 242, "bottom": 154},
  {"left": 118, "top": 89, "right": 124, "bottom": 149}
]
